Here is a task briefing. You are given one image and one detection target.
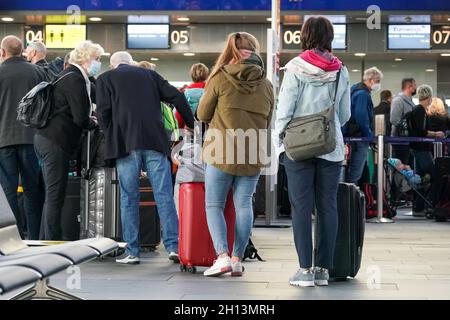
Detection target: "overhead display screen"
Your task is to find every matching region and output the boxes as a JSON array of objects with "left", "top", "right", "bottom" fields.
[
  {"left": 388, "top": 24, "right": 431, "bottom": 49},
  {"left": 127, "top": 24, "right": 170, "bottom": 49},
  {"left": 332, "top": 24, "right": 346, "bottom": 50},
  {"left": 45, "top": 24, "right": 86, "bottom": 49}
]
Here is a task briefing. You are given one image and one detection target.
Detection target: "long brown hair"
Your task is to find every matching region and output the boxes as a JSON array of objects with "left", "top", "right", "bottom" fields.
[{"left": 208, "top": 32, "right": 260, "bottom": 80}]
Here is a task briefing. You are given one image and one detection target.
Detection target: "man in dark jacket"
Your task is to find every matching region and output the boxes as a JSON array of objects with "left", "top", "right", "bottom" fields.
[
  {"left": 23, "top": 41, "right": 64, "bottom": 81},
  {"left": 374, "top": 90, "right": 392, "bottom": 136},
  {"left": 345, "top": 67, "right": 383, "bottom": 184},
  {"left": 96, "top": 51, "right": 194, "bottom": 265},
  {"left": 0, "top": 35, "right": 46, "bottom": 239}
]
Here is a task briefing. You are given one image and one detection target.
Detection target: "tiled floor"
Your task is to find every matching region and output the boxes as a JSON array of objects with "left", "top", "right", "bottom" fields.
[{"left": 2, "top": 211, "right": 450, "bottom": 300}]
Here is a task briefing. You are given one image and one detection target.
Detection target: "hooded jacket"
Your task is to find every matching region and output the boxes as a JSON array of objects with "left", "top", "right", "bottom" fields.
[
  {"left": 197, "top": 53, "right": 274, "bottom": 176},
  {"left": 347, "top": 82, "right": 374, "bottom": 137},
  {"left": 274, "top": 50, "right": 351, "bottom": 162}
]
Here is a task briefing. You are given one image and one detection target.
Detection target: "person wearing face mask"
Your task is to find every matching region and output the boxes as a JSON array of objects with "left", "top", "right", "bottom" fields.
[
  {"left": 409, "top": 85, "right": 445, "bottom": 216},
  {"left": 345, "top": 67, "right": 383, "bottom": 184},
  {"left": 23, "top": 41, "right": 64, "bottom": 81},
  {"left": 390, "top": 78, "right": 417, "bottom": 165},
  {"left": 34, "top": 40, "right": 103, "bottom": 240}
]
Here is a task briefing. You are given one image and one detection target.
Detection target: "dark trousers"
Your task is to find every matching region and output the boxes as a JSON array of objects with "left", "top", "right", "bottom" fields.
[
  {"left": 34, "top": 134, "right": 70, "bottom": 240},
  {"left": 412, "top": 150, "right": 434, "bottom": 212},
  {"left": 282, "top": 154, "right": 341, "bottom": 270},
  {"left": 0, "top": 144, "right": 43, "bottom": 240},
  {"left": 392, "top": 144, "right": 412, "bottom": 165}
]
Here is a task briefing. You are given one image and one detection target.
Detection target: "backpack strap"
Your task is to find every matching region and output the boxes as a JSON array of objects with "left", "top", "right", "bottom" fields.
[{"left": 49, "top": 71, "right": 78, "bottom": 119}]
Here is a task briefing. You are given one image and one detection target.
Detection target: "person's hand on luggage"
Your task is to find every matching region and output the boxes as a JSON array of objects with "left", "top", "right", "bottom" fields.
[
  {"left": 90, "top": 116, "right": 98, "bottom": 125},
  {"left": 172, "top": 153, "right": 181, "bottom": 166}
]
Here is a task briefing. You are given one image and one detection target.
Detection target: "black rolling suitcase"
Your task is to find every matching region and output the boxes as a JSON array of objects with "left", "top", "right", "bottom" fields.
[
  {"left": 117, "top": 178, "right": 161, "bottom": 250},
  {"left": 330, "top": 182, "right": 366, "bottom": 280},
  {"left": 61, "top": 176, "right": 82, "bottom": 241},
  {"left": 432, "top": 157, "right": 450, "bottom": 221}
]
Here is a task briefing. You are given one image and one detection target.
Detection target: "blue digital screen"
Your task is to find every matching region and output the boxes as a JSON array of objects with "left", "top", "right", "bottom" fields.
[
  {"left": 127, "top": 24, "right": 169, "bottom": 49},
  {"left": 388, "top": 24, "right": 431, "bottom": 49}
]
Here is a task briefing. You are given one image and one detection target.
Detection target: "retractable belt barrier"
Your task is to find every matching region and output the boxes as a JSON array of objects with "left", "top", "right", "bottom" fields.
[{"left": 344, "top": 136, "right": 450, "bottom": 223}]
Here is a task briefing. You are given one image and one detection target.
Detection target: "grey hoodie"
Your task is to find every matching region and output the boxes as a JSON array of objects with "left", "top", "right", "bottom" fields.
[{"left": 390, "top": 93, "right": 416, "bottom": 136}]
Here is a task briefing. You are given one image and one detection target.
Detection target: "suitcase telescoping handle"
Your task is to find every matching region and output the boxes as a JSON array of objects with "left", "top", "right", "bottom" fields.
[{"left": 84, "top": 129, "right": 91, "bottom": 232}]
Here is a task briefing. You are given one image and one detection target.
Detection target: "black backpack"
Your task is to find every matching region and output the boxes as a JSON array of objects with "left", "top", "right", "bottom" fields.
[
  {"left": 396, "top": 111, "right": 413, "bottom": 137},
  {"left": 17, "top": 72, "right": 74, "bottom": 129},
  {"left": 242, "top": 238, "right": 265, "bottom": 262}
]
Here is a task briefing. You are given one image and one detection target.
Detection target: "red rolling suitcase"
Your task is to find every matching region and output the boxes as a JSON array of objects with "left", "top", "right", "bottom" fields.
[{"left": 178, "top": 182, "right": 235, "bottom": 274}]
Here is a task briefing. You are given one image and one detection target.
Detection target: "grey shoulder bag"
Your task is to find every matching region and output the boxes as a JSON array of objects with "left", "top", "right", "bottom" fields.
[{"left": 282, "top": 69, "right": 341, "bottom": 161}]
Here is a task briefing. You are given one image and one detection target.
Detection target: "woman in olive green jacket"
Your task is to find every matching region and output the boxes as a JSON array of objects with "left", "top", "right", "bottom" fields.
[{"left": 197, "top": 32, "right": 274, "bottom": 277}]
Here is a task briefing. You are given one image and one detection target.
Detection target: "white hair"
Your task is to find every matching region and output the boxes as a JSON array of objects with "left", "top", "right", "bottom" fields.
[
  {"left": 110, "top": 51, "right": 133, "bottom": 68},
  {"left": 29, "top": 41, "right": 47, "bottom": 55},
  {"left": 68, "top": 40, "right": 104, "bottom": 66},
  {"left": 363, "top": 67, "right": 383, "bottom": 81},
  {"left": 417, "top": 84, "right": 433, "bottom": 101}
]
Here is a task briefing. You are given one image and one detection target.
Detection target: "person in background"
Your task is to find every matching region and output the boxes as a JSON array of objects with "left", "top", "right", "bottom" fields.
[
  {"left": 175, "top": 63, "right": 209, "bottom": 128},
  {"left": 63, "top": 51, "right": 71, "bottom": 70},
  {"left": 138, "top": 61, "right": 156, "bottom": 70},
  {"left": 345, "top": 67, "right": 383, "bottom": 184},
  {"left": 274, "top": 17, "right": 351, "bottom": 287},
  {"left": 409, "top": 85, "right": 445, "bottom": 216},
  {"left": 23, "top": 40, "right": 64, "bottom": 81},
  {"left": 96, "top": 51, "right": 194, "bottom": 265},
  {"left": 374, "top": 90, "right": 393, "bottom": 136},
  {"left": 34, "top": 40, "right": 103, "bottom": 240},
  {"left": 23, "top": 40, "right": 48, "bottom": 67},
  {"left": 197, "top": 32, "right": 274, "bottom": 278},
  {"left": 0, "top": 35, "right": 46, "bottom": 240},
  {"left": 427, "top": 97, "right": 450, "bottom": 134},
  {"left": 390, "top": 78, "right": 417, "bottom": 164}
]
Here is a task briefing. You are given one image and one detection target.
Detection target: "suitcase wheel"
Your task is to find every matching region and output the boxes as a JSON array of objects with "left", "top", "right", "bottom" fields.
[
  {"left": 180, "top": 264, "right": 187, "bottom": 272},
  {"left": 187, "top": 266, "right": 197, "bottom": 274}
]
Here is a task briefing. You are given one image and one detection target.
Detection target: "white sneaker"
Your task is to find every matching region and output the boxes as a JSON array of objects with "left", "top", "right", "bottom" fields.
[
  {"left": 231, "top": 261, "right": 245, "bottom": 277},
  {"left": 169, "top": 252, "right": 180, "bottom": 263},
  {"left": 116, "top": 254, "right": 140, "bottom": 265},
  {"left": 204, "top": 256, "right": 232, "bottom": 277}
]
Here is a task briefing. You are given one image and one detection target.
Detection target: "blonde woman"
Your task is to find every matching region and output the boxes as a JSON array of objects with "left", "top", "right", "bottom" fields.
[
  {"left": 34, "top": 40, "right": 104, "bottom": 240},
  {"left": 197, "top": 32, "right": 274, "bottom": 277},
  {"left": 427, "top": 97, "right": 450, "bottom": 134}
]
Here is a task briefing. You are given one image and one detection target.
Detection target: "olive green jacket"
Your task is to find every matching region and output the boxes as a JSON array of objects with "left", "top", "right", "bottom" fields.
[{"left": 197, "top": 60, "right": 274, "bottom": 176}]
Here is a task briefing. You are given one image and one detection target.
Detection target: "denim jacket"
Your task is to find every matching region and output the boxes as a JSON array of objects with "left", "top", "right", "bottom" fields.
[{"left": 274, "top": 57, "right": 351, "bottom": 162}]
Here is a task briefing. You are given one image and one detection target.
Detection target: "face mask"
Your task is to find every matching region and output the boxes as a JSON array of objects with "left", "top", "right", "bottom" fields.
[
  {"left": 88, "top": 60, "right": 102, "bottom": 77},
  {"left": 371, "top": 83, "right": 381, "bottom": 93},
  {"left": 412, "top": 89, "right": 417, "bottom": 96}
]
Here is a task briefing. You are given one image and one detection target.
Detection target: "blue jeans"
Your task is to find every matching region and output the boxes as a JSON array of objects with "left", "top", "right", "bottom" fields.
[
  {"left": 347, "top": 142, "right": 370, "bottom": 184},
  {"left": 282, "top": 154, "right": 341, "bottom": 269},
  {"left": 412, "top": 150, "right": 434, "bottom": 212},
  {"left": 205, "top": 165, "right": 260, "bottom": 258},
  {"left": 0, "top": 144, "right": 43, "bottom": 240},
  {"left": 116, "top": 150, "right": 178, "bottom": 257}
]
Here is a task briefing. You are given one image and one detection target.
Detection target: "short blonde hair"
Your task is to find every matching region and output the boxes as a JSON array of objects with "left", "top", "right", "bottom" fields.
[
  {"left": 190, "top": 63, "right": 209, "bottom": 83},
  {"left": 428, "top": 97, "right": 447, "bottom": 116},
  {"left": 69, "top": 40, "right": 104, "bottom": 66},
  {"left": 138, "top": 61, "right": 156, "bottom": 70},
  {"left": 363, "top": 67, "right": 383, "bottom": 81}
]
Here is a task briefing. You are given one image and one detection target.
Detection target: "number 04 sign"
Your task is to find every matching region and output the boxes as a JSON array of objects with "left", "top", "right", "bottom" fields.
[{"left": 24, "top": 26, "right": 44, "bottom": 45}]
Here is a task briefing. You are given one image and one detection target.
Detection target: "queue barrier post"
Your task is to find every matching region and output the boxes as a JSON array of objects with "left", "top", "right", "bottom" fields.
[{"left": 367, "top": 135, "right": 394, "bottom": 223}]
